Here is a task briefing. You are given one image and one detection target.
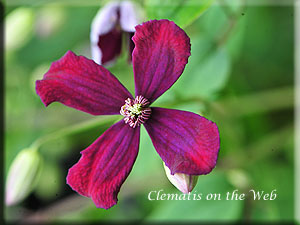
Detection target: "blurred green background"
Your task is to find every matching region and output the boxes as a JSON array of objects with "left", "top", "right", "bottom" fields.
[{"left": 4, "top": 0, "right": 294, "bottom": 223}]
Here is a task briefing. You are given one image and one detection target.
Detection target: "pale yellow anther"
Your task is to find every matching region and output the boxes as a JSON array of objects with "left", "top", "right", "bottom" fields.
[{"left": 128, "top": 103, "right": 142, "bottom": 116}]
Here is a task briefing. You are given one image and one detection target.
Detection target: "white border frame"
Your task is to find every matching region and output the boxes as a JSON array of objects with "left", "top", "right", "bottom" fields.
[{"left": 4, "top": 0, "right": 299, "bottom": 222}]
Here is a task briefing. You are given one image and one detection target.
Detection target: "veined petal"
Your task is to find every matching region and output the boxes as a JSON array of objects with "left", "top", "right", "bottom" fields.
[
  {"left": 132, "top": 20, "right": 191, "bottom": 103},
  {"left": 144, "top": 107, "right": 220, "bottom": 175},
  {"left": 90, "top": 2, "right": 122, "bottom": 65},
  {"left": 36, "top": 51, "right": 132, "bottom": 115},
  {"left": 67, "top": 120, "right": 140, "bottom": 209}
]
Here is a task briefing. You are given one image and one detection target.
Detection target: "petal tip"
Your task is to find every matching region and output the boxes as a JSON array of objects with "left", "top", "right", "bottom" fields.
[
  {"left": 92, "top": 195, "right": 118, "bottom": 210},
  {"left": 133, "top": 19, "right": 191, "bottom": 52},
  {"left": 35, "top": 80, "right": 51, "bottom": 107}
]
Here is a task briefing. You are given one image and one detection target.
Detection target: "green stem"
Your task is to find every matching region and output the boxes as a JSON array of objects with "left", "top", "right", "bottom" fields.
[
  {"left": 30, "top": 115, "right": 120, "bottom": 150},
  {"left": 213, "top": 86, "right": 294, "bottom": 117},
  {"left": 159, "top": 86, "right": 293, "bottom": 117},
  {"left": 217, "top": 2, "right": 247, "bottom": 47}
]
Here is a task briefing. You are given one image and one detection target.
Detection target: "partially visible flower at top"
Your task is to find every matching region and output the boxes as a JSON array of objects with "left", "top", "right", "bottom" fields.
[
  {"left": 36, "top": 19, "right": 220, "bottom": 209},
  {"left": 90, "top": 0, "right": 142, "bottom": 65}
]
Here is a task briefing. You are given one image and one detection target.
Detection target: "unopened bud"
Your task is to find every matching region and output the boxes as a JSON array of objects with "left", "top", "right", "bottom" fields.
[
  {"left": 6, "top": 148, "right": 43, "bottom": 206},
  {"left": 163, "top": 162, "right": 198, "bottom": 194}
]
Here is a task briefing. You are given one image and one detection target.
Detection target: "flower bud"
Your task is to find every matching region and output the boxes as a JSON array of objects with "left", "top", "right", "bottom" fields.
[
  {"left": 6, "top": 148, "right": 43, "bottom": 206},
  {"left": 163, "top": 162, "right": 199, "bottom": 194}
]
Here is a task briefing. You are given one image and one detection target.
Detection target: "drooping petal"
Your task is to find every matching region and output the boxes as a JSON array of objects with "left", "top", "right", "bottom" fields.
[
  {"left": 36, "top": 51, "right": 132, "bottom": 115},
  {"left": 96, "top": 27, "right": 122, "bottom": 65},
  {"left": 144, "top": 107, "right": 220, "bottom": 175},
  {"left": 132, "top": 20, "right": 191, "bottom": 103},
  {"left": 90, "top": 2, "right": 122, "bottom": 65},
  {"left": 67, "top": 120, "right": 140, "bottom": 209}
]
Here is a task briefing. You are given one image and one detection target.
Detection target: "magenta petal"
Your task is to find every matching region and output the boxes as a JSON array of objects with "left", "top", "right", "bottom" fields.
[
  {"left": 132, "top": 20, "right": 191, "bottom": 103},
  {"left": 97, "top": 27, "right": 122, "bottom": 65},
  {"left": 36, "top": 51, "right": 132, "bottom": 115},
  {"left": 144, "top": 107, "right": 220, "bottom": 175},
  {"left": 67, "top": 120, "right": 140, "bottom": 209}
]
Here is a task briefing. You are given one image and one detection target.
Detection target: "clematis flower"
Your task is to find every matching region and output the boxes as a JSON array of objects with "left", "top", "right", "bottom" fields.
[
  {"left": 36, "top": 19, "right": 220, "bottom": 209},
  {"left": 90, "top": 0, "right": 142, "bottom": 65}
]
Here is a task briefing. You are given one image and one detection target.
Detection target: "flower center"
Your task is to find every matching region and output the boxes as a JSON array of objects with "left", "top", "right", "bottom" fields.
[{"left": 120, "top": 96, "right": 151, "bottom": 128}]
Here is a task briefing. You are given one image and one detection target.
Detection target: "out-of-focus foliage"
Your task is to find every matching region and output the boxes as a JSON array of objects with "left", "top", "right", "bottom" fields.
[
  {"left": 4, "top": 0, "right": 294, "bottom": 223},
  {"left": 145, "top": 0, "right": 213, "bottom": 28}
]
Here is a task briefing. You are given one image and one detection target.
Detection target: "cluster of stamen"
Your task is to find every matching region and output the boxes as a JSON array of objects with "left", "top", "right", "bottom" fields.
[{"left": 120, "top": 95, "right": 151, "bottom": 128}]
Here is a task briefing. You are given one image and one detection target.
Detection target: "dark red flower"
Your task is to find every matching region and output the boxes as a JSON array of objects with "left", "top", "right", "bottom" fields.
[
  {"left": 36, "top": 20, "right": 220, "bottom": 209},
  {"left": 90, "top": 1, "right": 142, "bottom": 65}
]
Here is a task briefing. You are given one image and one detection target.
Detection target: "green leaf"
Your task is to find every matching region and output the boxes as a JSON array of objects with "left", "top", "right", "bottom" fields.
[
  {"left": 174, "top": 37, "right": 231, "bottom": 99},
  {"left": 145, "top": 0, "right": 213, "bottom": 28},
  {"left": 200, "top": 5, "right": 247, "bottom": 61}
]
